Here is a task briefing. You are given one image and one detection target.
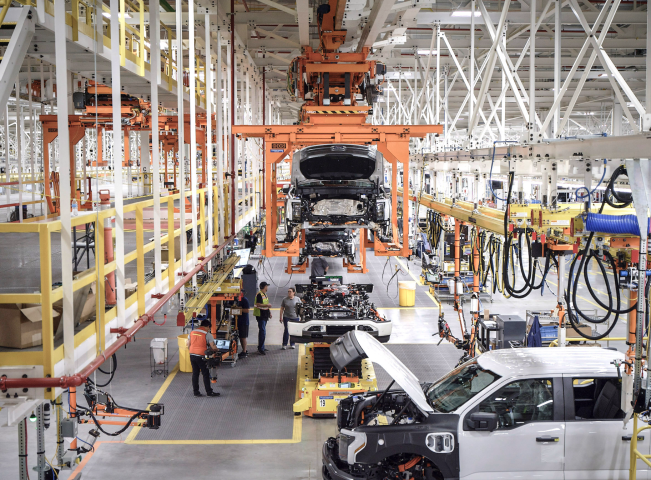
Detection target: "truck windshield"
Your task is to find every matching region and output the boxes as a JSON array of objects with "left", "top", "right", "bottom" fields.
[{"left": 426, "top": 362, "right": 500, "bottom": 413}]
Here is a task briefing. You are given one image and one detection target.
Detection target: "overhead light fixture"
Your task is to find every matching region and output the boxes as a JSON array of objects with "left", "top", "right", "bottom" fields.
[
  {"left": 451, "top": 10, "right": 481, "bottom": 16},
  {"left": 417, "top": 49, "right": 438, "bottom": 56},
  {"left": 373, "top": 35, "right": 407, "bottom": 48},
  {"left": 102, "top": 11, "right": 132, "bottom": 19},
  {"left": 598, "top": 73, "right": 608, "bottom": 77}
]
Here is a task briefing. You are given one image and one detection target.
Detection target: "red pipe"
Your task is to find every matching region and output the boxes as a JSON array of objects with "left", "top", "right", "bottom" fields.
[{"left": 0, "top": 234, "right": 236, "bottom": 391}]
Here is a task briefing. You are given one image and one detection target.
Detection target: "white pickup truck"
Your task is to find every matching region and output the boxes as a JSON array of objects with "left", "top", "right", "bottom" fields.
[{"left": 323, "top": 331, "right": 648, "bottom": 480}]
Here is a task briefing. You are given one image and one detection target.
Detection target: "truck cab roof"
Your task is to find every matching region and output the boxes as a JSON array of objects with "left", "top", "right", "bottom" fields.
[{"left": 477, "top": 347, "right": 625, "bottom": 378}]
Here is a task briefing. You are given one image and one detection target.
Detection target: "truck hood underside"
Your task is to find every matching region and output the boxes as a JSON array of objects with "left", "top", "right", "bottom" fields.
[{"left": 330, "top": 331, "right": 435, "bottom": 415}]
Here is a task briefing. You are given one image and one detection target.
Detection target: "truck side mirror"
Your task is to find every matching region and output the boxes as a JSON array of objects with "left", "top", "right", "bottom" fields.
[{"left": 465, "top": 412, "right": 498, "bottom": 432}]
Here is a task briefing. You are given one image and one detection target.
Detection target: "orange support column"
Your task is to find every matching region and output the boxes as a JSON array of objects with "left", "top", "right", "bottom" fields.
[
  {"left": 626, "top": 289, "right": 638, "bottom": 374},
  {"left": 472, "top": 228, "right": 480, "bottom": 322}
]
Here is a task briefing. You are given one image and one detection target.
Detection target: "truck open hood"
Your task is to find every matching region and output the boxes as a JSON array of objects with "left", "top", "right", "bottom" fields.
[{"left": 330, "top": 331, "right": 435, "bottom": 415}]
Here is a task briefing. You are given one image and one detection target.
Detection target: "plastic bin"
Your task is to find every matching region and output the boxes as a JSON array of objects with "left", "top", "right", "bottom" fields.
[
  {"left": 177, "top": 334, "right": 192, "bottom": 372},
  {"left": 398, "top": 281, "right": 416, "bottom": 307}
]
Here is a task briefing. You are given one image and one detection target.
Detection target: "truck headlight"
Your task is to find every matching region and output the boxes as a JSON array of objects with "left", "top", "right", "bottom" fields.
[{"left": 338, "top": 429, "right": 367, "bottom": 464}]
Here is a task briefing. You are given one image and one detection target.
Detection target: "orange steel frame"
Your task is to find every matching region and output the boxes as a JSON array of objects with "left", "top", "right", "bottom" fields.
[
  {"left": 39, "top": 114, "right": 211, "bottom": 214},
  {"left": 234, "top": 112, "right": 442, "bottom": 261}
]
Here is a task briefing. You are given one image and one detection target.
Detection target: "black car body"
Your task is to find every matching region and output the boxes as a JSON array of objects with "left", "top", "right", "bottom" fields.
[{"left": 286, "top": 145, "right": 391, "bottom": 241}]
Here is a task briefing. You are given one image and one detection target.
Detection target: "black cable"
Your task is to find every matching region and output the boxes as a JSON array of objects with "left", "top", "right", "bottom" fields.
[
  {"left": 564, "top": 165, "right": 635, "bottom": 340},
  {"left": 90, "top": 353, "right": 117, "bottom": 388}
]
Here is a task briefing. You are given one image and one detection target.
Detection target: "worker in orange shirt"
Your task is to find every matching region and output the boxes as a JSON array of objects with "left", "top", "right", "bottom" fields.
[{"left": 186, "top": 319, "right": 220, "bottom": 397}]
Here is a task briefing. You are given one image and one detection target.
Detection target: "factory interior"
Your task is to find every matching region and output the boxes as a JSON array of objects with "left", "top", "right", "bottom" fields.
[{"left": 0, "top": 0, "right": 650, "bottom": 478}]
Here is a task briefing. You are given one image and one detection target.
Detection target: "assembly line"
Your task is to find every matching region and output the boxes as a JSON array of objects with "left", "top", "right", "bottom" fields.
[{"left": 0, "top": 0, "right": 650, "bottom": 479}]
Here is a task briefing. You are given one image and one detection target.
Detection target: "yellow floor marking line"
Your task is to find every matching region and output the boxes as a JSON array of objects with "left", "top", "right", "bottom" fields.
[
  {"left": 125, "top": 348, "right": 303, "bottom": 445},
  {"left": 426, "top": 291, "right": 441, "bottom": 307}
]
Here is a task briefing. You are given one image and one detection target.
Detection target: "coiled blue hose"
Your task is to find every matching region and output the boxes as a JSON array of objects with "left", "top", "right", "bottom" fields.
[{"left": 584, "top": 213, "right": 643, "bottom": 236}]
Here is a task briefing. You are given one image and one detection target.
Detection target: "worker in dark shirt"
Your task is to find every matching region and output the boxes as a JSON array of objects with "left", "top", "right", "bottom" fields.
[
  {"left": 253, "top": 282, "right": 272, "bottom": 355},
  {"left": 310, "top": 256, "right": 329, "bottom": 280},
  {"left": 238, "top": 292, "right": 250, "bottom": 358}
]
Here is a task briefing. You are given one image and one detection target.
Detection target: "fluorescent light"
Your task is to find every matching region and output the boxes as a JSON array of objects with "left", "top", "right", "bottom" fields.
[
  {"left": 598, "top": 73, "right": 608, "bottom": 77},
  {"left": 417, "top": 49, "right": 438, "bottom": 56},
  {"left": 102, "top": 11, "right": 132, "bottom": 19},
  {"left": 451, "top": 10, "right": 481, "bottom": 16}
]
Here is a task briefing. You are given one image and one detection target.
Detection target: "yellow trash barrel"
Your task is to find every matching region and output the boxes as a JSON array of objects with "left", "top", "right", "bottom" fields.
[
  {"left": 398, "top": 281, "right": 416, "bottom": 307},
  {"left": 177, "top": 334, "right": 192, "bottom": 372}
]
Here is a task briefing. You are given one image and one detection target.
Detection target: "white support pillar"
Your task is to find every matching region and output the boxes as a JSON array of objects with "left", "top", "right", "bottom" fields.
[
  {"left": 529, "top": 0, "right": 537, "bottom": 143},
  {"left": 150, "top": 0, "right": 162, "bottom": 293},
  {"left": 28, "top": 59, "right": 36, "bottom": 216},
  {"left": 469, "top": 0, "right": 475, "bottom": 142},
  {"left": 188, "top": 0, "right": 198, "bottom": 287},
  {"left": 109, "top": 0, "right": 126, "bottom": 325},
  {"left": 216, "top": 32, "right": 224, "bottom": 245},
  {"left": 435, "top": 23, "right": 441, "bottom": 125},
  {"left": 613, "top": 98, "right": 623, "bottom": 136},
  {"left": 54, "top": 0, "right": 75, "bottom": 372},
  {"left": 553, "top": 0, "right": 561, "bottom": 136},
  {"left": 176, "top": 0, "right": 186, "bottom": 303},
  {"left": 16, "top": 82, "right": 23, "bottom": 222},
  {"left": 205, "top": 13, "right": 214, "bottom": 268}
]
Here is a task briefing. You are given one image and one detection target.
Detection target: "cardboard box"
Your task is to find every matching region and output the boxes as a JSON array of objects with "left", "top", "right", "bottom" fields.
[
  {"left": 52, "top": 283, "right": 96, "bottom": 326},
  {"left": 567, "top": 324, "right": 593, "bottom": 338},
  {"left": 0, "top": 304, "right": 61, "bottom": 349},
  {"left": 125, "top": 278, "right": 138, "bottom": 298}
]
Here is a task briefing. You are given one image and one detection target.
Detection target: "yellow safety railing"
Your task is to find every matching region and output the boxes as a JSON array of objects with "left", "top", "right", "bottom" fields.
[
  {"left": 630, "top": 415, "right": 651, "bottom": 479},
  {"left": 13, "top": 0, "right": 206, "bottom": 107},
  {"left": 0, "top": 187, "right": 229, "bottom": 400}
]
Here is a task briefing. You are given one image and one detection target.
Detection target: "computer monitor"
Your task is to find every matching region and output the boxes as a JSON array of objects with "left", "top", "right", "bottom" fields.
[
  {"left": 215, "top": 339, "right": 230, "bottom": 350},
  {"left": 232, "top": 248, "right": 251, "bottom": 278}
]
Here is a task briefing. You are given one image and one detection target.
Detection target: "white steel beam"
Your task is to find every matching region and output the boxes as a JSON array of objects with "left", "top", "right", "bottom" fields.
[
  {"left": 151, "top": 0, "right": 162, "bottom": 292},
  {"left": 356, "top": 0, "right": 398, "bottom": 53},
  {"left": 206, "top": 13, "right": 214, "bottom": 270},
  {"left": 0, "top": 8, "right": 35, "bottom": 122},
  {"left": 189, "top": 0, "right": 198, "bottom": 280},
  {"left": 55, "top": 0, "right": 74, "bottom": 374},
  {"left": 296, "top": 0, "right": 310, "bottom": 47},
  {"left": 110, "top": 0, "right": 126, "bottom": 328}
]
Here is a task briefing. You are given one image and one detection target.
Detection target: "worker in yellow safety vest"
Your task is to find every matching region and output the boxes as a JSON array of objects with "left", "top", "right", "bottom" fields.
[
  {"left": 185, "top": 319, "right": 220, "bottom": 397},
  {"left": 253, "top": 282, "right": 272, "bottom": 355}
]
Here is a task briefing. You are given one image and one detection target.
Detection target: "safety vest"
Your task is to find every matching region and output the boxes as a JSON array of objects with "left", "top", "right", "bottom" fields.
[
  {"left": 189, "top": 328, "right": 209, "bottom": 355},
  {"left": 252, "top": 291, "right": 269, "bottom": 317}
]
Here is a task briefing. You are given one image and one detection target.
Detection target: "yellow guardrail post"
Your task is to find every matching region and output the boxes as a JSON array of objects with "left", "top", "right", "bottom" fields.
[
  {"left": 39, "top": 224, "right": 54, "bottom": 400},
  {"left": 136, "top": 204, "right": 145, "bottom": 315},
  {"left": 199, "top": 190, "right": 206, "bottom": 256},
  {"left": 95, "top": 216, "right": 106, "bottom": 353},
  {"left": 71, "top": 0, "right": 79, "bottom": 41}
]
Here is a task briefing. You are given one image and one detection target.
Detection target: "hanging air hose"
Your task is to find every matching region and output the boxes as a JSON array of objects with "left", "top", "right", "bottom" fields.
[
  {"left": 565, "top": 165, "right": 649, "bottom": 341},
  {"left": 501, "top": 172, "right": 555, "bottom": 299}
]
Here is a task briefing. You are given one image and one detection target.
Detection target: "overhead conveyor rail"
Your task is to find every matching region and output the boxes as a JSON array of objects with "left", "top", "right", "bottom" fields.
[
  {"left": 400, "top": 187, "right": 505, "bottom": 235},
  {"left": 180, "top": 254, "right": 241, "bottom": 323}
]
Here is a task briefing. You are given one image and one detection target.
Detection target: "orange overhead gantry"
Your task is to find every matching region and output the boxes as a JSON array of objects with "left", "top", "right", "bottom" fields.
[{"left": 233, "top": 109, "right": 442, "bottom": 261}]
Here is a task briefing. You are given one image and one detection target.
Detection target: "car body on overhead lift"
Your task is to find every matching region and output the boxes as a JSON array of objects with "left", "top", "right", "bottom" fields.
[
  {"left": 300, "top": 228, "right": 356, "bottom": 265},
  {"left": 323, "top": 331, "right": 646, "bottom": 480},
  {"left": 285, "top": 144, "right": 391, "bottom": 241}
]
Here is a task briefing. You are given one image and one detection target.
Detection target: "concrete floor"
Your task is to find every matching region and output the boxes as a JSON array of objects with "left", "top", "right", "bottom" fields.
[{"left": 0, "top": 243, "right": 632, "bottom": 479}]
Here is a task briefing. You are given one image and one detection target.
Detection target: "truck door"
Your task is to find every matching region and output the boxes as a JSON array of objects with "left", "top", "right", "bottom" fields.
[
  {"left": 458, "top": 376, "right": 565, "bottom": 479},
  {"left": 563, "top": 376, "right": 649, "bottom": 480}
]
